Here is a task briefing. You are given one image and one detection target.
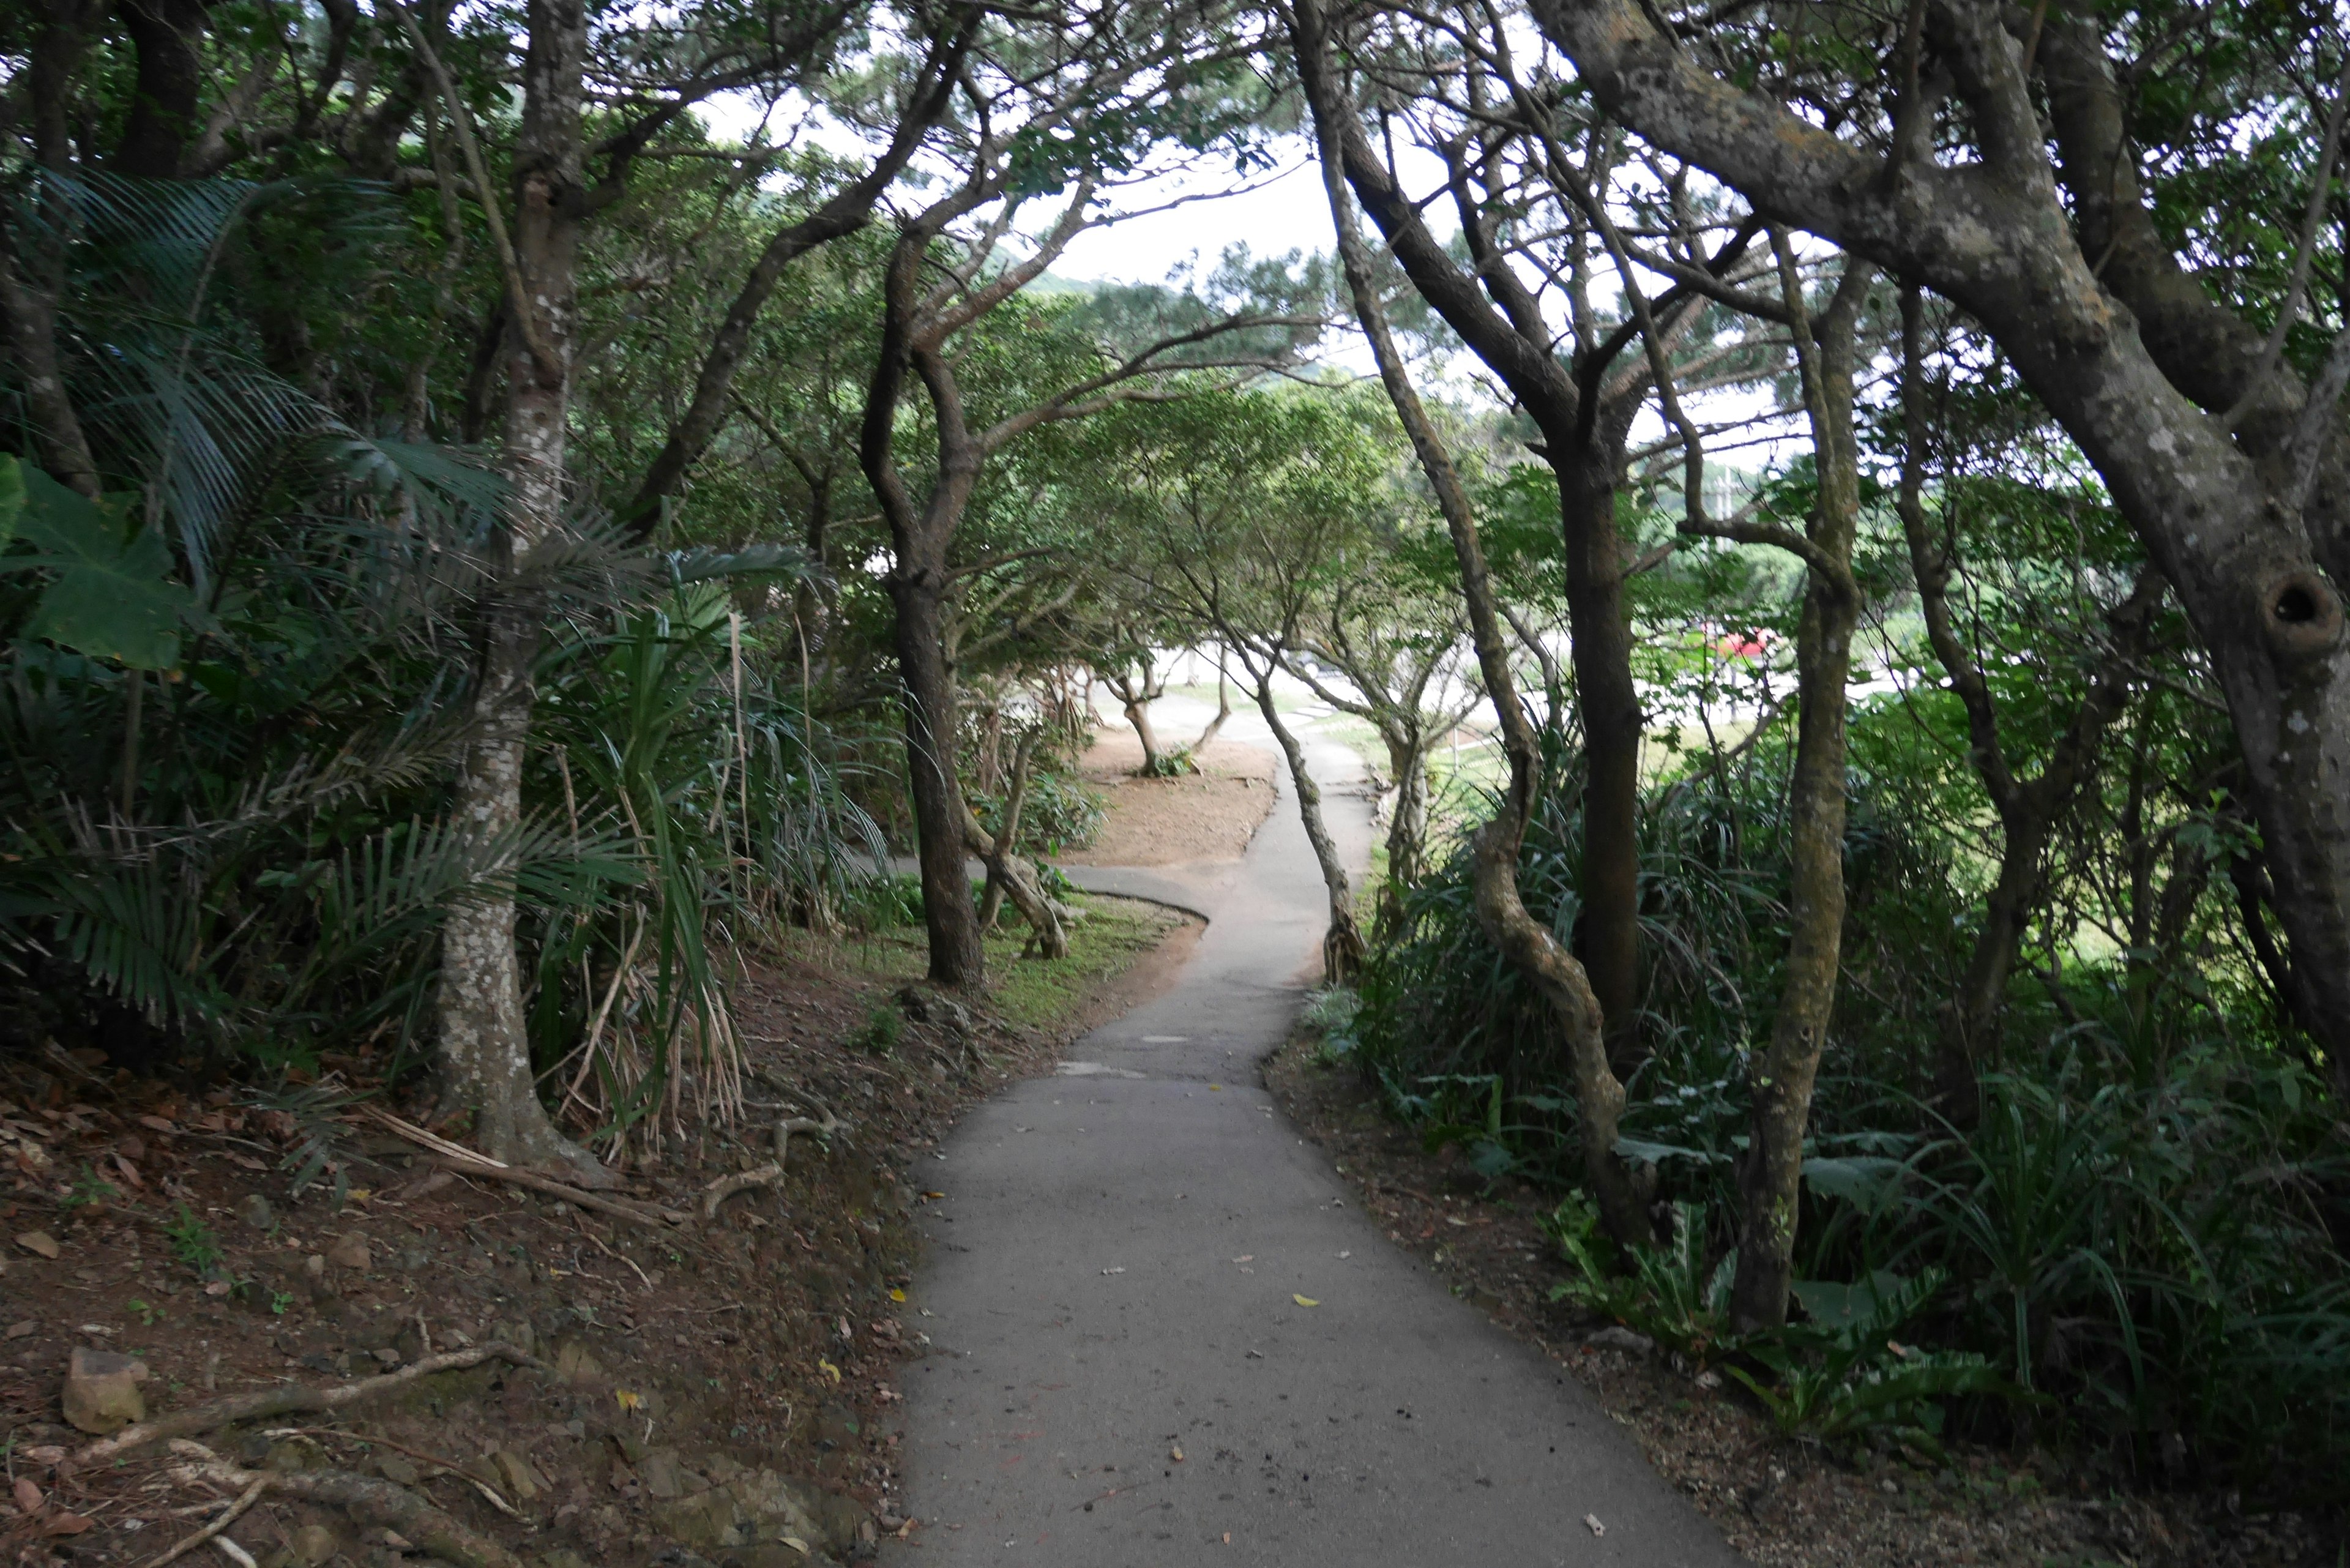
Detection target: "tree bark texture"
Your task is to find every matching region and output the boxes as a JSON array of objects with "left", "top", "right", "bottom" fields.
[
  {"left": 433, "top": 0, "right": 594, "bottom": 1170},
  {"left": 1532, "top": 0, "right": 2350, "bottom": 1102},
  {"left": 1729, "top": 258, "right": 1869, "bottom": 1331},
  {"left": 860, "top": 231, "right": 986, "bottom": 987},
  {"left": 1381, "top": 728, "right": 1430, "bottom": 898},
  {"left": 1295, "top": 0, "right": 1655, "bottom": 1244}
]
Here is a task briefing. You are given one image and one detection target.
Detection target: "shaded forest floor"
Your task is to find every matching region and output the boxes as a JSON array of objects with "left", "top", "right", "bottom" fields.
[
  {"left": 1263, "top": 1037, "right": 2343, "bottom": 1568},
  {"left": 0, "top": 897, "right": 1193, "bottom": 1568}
]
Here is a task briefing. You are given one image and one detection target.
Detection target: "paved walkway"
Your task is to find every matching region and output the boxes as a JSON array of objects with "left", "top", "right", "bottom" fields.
[{"left": 884, "top": 701, "right": 1743, "bottom": 1567}]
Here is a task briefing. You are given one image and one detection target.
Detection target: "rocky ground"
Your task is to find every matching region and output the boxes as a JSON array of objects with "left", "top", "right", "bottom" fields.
[
  {"left": 1263, "top": 1036, "right": 2344, "bottom": 1568},
  {"left": 0, "top": 902, "right": 1190, "bottom": 1568}
]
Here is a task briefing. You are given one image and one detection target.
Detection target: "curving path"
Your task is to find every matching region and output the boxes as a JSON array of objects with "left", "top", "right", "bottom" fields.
[{"left": 884, "top": 701, "right": 1743, "bottom": 1567}]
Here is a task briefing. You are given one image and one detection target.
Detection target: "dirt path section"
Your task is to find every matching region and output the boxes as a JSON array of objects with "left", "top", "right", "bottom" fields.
[
  {"left": 0, "top": 903, "right": 1198, "bottom": 1568},
  {"left": 882, "top": 711, "right": 1745, "bottom": 1568},
  {"left": 1061, "top": 728, "right": 1275, "bottom": 868},
  {"left": 1263, "top": 1036, "right": 2338, "bottom": 1568}
]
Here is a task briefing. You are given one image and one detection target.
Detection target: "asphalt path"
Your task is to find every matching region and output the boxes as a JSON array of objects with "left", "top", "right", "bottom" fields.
[{"left": 884, "top": 700, "right": 1744, "bottom": 1567}]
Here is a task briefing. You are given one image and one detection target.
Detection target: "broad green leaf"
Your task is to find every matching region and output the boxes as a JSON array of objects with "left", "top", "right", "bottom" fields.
[{"left": 11, "top": 465, "right": 195, "bottom": 668}]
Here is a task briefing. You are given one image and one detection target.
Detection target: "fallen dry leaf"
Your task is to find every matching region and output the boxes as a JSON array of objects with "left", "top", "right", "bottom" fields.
[
  {"left": 14, "top": 1232, "right": 57, "bottom": 1259},
  {"left": 16, "top": 1476, "right": 43, "bottom": 1512},
  {"left": 40, "top": 1511, "right": 91, "bottom": 1537}
]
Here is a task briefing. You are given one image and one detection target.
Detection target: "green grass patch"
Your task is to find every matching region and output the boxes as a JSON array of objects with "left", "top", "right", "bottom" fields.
[{"left": 851, "top": 891, "right": 1186, "bottom": 1033}]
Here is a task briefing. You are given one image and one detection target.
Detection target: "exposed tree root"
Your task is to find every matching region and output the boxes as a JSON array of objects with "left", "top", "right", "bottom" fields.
[
  {"left": 429, "top": 1156, "right": 692, "bottom": 1230},
  {"left": 69, "top": 1344, "right": 543, "bottom": 1469},
  {"left": 161, "top": 1444, "right": 525, "bottom": 1568},
  {"left": 699, "top": 1111, "right": 841, "bottom": 1219}
]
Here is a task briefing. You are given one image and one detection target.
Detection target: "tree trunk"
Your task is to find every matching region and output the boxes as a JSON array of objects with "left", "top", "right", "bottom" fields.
[
  {"left": 1556, "top": 442, "right": 1646, "bottom": 1070},
  {"left": 1296, "top": 1, "right": 1656, "bottom": 1243},
  {"left": 1382, "top": 727, "right": 1429, "bottom": 898},
  {"left": 1248, "top": 668, "right": 1364, "bottom": 984},
  {"left": 1124, "top": 695, "right": 1165, "bottom": 774},
  {"left": 1729, "top": 256, "right": 1869, "bottom": 1332},
  {"left": 961, "top": 779, "right": 1066, "bottom": 962},
  {"left": 114, "top": 0, "right": 207, "bottom": 177},
  {"left": 1193, "top": 655, "right": 1233, "bottom": 750},
  {"left": 433, "top": 0, "right": 597, "bottom": 1174},
  {"left": 891, "top": 564, "right": 986, "bottom": 987}
]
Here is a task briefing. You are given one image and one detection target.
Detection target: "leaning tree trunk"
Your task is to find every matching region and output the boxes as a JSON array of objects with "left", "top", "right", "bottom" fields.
[
  {"left": 1730, "top": 255, "right": 1869, "bottom": 1332},
  {"left": 1296, "top": 0, "right": 1655, "bottom": 1243},
  {"left": 1123, "top": 693, "right": 1166, "bottom": 774},
  {"left": 434, "top": 0, "right": 597, "bottom": 1173},
  {"left": 1248, "top": 669, "right": 1365, "bottom": 984},
  {"left": 1193, "top": 653, "right": 1234, "bottom": 750}
]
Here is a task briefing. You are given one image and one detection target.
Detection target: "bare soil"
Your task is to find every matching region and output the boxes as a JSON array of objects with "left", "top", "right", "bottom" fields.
[
  {"left": 1060, "top": 725, "right": 1277, "bottom": 868},
  {"left": 0, "top": 908, "right": 1196, "bottom": 1568},
  {"left": 1262, "top": 1036, "right": 2343, "bottom": 1568}
]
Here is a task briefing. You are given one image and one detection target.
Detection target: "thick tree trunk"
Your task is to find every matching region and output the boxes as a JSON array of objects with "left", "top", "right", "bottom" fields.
[
  {"left": 1125, "top": 697, "right": 1165, "bottom": 773},
  {"left": 891, "top": 566, "right": 986, "bottom": 987},
  {"left": 1249, "top": 669, "right": 1364, "bottom": 984},
  {"left": 1729, "top": 258, "right": 1869, "bottom": 1332},
  {"left": 1556, "top": 442, "right": 1646, "bottom": 1070},
  {"left": 1295, "top": 2, "right": 1656, "bottom": 1244},
  {"left": 114, "top": 0, "right": 207, "bottom": 177},
  {"left": 0, "top": 236, "right": 99, "bottom": 498},
  {"left": 433, "top": 0, "right": 597, "bottom": 1174}
]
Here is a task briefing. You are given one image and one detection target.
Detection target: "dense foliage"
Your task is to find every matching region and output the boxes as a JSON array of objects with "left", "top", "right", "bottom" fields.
[{"left": 6, "top": 0, "right": 2348, "bottom": 1514}]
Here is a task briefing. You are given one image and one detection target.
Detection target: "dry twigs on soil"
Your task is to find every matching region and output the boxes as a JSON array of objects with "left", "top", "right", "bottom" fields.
[
  {"left": 69, "top": 1344, "right": 543, "bottom": 1468},
  {"left": 160, "top": 1443, "right": 524, "bottom": 1568},
  {"left": 140, "top": 1478, "right": 264, "bottom": 1568}
]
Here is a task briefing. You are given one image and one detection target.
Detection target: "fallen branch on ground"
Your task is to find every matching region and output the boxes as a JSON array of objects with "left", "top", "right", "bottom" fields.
[
  {"left": 69, "top": 1344, "right": 543, "bottom": 1468},
  {"left": 261, "top": 1428, "right": 520, "bottom": 1518},
  {"left": 699, "top": 1111, "right": 842, "bottom": 1219},
  {"left": 141, "top": 1477, "right": 264, "bottom": 1568},
  {"left": 161, "top": 1444, "right": 524, "bottom": 1568}
]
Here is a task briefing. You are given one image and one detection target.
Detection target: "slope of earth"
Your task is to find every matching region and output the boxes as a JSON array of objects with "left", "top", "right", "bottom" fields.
[
  {"left": 0, "top": 896, "right": 1193, "bottom": 1568},
  {"left": 1263, "top": 1036, "right": 2342, "bottom": 1568}
]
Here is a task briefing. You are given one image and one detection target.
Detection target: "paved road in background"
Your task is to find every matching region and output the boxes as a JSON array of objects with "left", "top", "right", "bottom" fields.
[{"left": 883, "top": 698, "right": 1744, "bottom": 1567}]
